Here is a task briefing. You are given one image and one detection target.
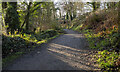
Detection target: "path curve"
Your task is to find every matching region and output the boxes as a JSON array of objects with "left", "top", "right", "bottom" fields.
[{"left": 4, "top": 29, "right": 99, "bottom": 70}]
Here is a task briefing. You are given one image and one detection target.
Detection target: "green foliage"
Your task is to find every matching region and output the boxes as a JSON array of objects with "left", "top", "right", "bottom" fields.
[
  {"left": 96, "top": 50, "right": 120, "bottom": 71},
  {"left": 2, "top": 29, "right": 64, "bottom": 67},
  {"left": 2, "top": 34, "right": 31, "bottom": 58},
  {"left": 2, "top": 52, "right": 23, "bottom": 67},
  {"left": 35, "top": 29, "right": 58, "bottom": 40},
  {"left": 66, "top": 12, "right": 69, "bottom": 20},
  {"left": 2, "top": 29, "right": 63, "bottom": 58},
  {"left": 83, "top": 30, "right": 120, "bottom": 71},
  {"left": 73, "top": 24, "right": 120, "bottom": 71},
  {"left": 74, "top": 24, "right": 83, "bottom": 31},
  {"left": 5, "top": 2, "right": 20, "bottom": 34},
  {"left": 50, "top": 20, "right": 60, "bottom": 30},
  {"left": 68, "top": 2, "right": 120, "bottom": 71}
]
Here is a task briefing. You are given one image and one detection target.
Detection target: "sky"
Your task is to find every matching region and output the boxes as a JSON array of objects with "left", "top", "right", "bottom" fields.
[
  {"left": 54, "top": 0, "right": 120, "bottom": 2},
  {"left": 0, "top": 0, "right": 120, "bottom": 2}
]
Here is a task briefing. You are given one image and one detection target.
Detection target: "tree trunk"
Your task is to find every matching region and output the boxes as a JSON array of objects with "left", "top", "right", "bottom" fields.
[
  {"left": 2, "top": 2, "right": 7, "bottom": 33},
  {"left": 5, "top": 2, "right": 19, "bottom": 35},
  {"left": 26, "top": 2, "right": 32, "bottom": 31},
  {"left": 92, "top": 2, "right": 96, "bottom": 11},
  {"left": 59, "top": 10, "right": 61, "bottom": 18}
]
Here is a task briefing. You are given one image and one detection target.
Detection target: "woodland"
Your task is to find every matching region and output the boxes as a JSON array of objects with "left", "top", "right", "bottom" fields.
[{"left": 1, "top": 1, "right": 120, "bottom": 71}]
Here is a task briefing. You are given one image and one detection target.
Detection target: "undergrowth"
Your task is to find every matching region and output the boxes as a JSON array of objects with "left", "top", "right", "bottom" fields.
[
  {"left": 71, "top": 8, "right": 120, "bottom": 71},
  {"left": 82, "top": 29, "right": 120, "bottom": 71},
  {"left": 2, "top": 29, "right": 64, "bottom": 67}
]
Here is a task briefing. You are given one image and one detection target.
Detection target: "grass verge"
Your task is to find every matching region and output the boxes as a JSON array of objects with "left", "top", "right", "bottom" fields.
[
  {"left": 72, "top": 28, "right": 120, "bottom": 71},
  {"left": 2, "top": 29, "right": 64, "bottom": 68}
]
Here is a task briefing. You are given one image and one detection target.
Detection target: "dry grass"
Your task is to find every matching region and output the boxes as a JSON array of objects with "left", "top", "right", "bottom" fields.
[{"left": 81, "top": 8, "right": 118, "bottom": 33}]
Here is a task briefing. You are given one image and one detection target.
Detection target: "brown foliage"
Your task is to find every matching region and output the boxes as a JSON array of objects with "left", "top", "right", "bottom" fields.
[{"left": 81, "top": 8, "right": 118, "bottom": 33}]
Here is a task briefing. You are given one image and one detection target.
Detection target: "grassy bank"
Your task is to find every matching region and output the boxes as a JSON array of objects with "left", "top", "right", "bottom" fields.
[
  {"left": 82, "top": 29, "right": 119, "bottom": 71},
  {"left": 71, "top": 8, "right": 120, "bottom": 71},
  {"left": 2, "top": 29, "right": 64, "bottom": 67}
]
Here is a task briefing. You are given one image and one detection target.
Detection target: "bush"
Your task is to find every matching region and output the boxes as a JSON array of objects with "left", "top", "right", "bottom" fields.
[
  {"left": 96, "top": 50, "right": 120, "bottom": 71},
  {"left": 2, "top": 34, "right": 31, "bottom": 58},
  {"left": 2, "top": 29, "right": 59, "bottom": 58},
  {"left": 39, "top": 29, "right": 57, "bottom": 39}
]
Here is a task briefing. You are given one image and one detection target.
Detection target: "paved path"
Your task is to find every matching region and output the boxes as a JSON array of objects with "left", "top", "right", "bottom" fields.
[{"left": 4, "top": 29, "right": 99, "bottom": 70}]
